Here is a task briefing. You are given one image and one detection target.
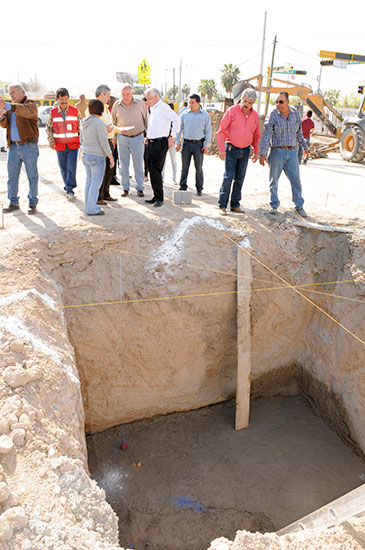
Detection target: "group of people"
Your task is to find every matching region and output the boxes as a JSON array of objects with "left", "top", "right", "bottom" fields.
[{"left": 0, "top": 81, "right": 311, "bottom": 218}]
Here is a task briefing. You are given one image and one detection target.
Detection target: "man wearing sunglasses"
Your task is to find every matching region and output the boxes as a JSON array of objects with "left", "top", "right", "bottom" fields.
[{"left": 259, "top": 91, "right": 308, "bottom": 217}]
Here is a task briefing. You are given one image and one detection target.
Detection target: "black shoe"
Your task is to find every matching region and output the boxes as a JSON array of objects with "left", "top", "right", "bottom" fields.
[
  {"left": 179, "top": 187, "right": 187, "bottom": 191},
  {"left": 137, "top": 190, "right": 145, "bottom": 197},
  {"left": 87, "top": 210, "right": 105, "bottom": 216},
  {"left": 145, "top": 197, "right": 156, "bottom": 204},
  {"left": 28, "top": 206, "right": 37, "bottom": 215},
  {"left": 153, "top": 201, "right": 163, "bottom": 207},
  {"left": 3, "top": 204, "right": 20, "bottom": 213},
  {"left": 110, "top": 179, "right": 120, "bottom": 185},
  {"left": 0, "top": 147, "right": 7, "bottom": 153},
  {"left": 197, "top": 189, "right": 202, "bottom": 196}
]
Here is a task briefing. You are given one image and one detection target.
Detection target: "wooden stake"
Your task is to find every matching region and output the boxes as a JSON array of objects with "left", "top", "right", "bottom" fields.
[{"left": 235, "top": 247, "right": 252, "bottom": 430}]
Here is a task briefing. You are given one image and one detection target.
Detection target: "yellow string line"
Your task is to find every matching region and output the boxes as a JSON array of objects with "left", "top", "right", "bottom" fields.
[
  {"left": 223, "top": 233, "right": 365, "bottom": 346},
  {"left": 298, "top": 287, "right": 365, "bottom": 304},
  {"left": 25, "top": 279, "right": 363, "bottom": 313}
]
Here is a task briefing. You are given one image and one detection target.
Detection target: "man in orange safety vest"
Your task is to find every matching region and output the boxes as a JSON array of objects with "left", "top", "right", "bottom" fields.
[{"left": 46, "top": 87, "right": 81, "bottom": 200}]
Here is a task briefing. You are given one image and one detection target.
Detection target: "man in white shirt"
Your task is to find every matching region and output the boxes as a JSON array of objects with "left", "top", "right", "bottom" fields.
[{"left": 145, "top": 88, "right": 180, "bottom": 207}]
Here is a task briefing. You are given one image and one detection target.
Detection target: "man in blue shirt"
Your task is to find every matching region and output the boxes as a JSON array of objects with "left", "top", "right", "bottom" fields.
[
  {"left": 0, "top": 83, "right": 39, "bottom": 214},
  {"left": 259, "top": 91, "right": 308, "bottom": 217},
  {"left": 175, "top": 94, "right": 212, "bottom": 196}
]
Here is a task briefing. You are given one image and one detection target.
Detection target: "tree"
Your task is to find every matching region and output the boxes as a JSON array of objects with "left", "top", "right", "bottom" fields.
[
  {"left": 221, "top": 64, "right": 240, "bottom": 98},
  {"left": 323, "top": 89, "right": 341, "bottom": 106},
  {"left": 197, "top": 79, "right": 217, "bottom": 104},
  {"left": 132, "top": 86, "right": 145, "bottom": 95},
  {"left": 167, "top": 85, "right": 179, "bottom": 100},
  {"left": 341, "top": 92, "right": 361, "bottom": 109},
  {"left": 181, "top": 83, "right": 191, "bottom": 99}
]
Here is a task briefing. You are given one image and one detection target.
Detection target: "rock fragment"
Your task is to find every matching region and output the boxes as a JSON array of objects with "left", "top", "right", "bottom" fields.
[
  {"left": 0, "top": 435, "right": 14, "bottom": 454},
  {"left": 0, "top": 514, "right": 13, "bottom": 542},
  {"left": 0, "top": 482, "right": 10, "bottom": 503}
]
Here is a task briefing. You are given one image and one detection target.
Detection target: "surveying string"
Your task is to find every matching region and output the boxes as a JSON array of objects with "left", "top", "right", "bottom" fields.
[{"left": 222, "top": 233, "right": 365, "bottom": 346}]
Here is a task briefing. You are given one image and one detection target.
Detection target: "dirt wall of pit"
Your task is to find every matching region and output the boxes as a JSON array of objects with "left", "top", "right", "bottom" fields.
[
  {"left": 0, "top": 247, "right": 120, "bottom": 549},
  {"left": 37, "top": 216, "right": 365, "bottom": 456}
]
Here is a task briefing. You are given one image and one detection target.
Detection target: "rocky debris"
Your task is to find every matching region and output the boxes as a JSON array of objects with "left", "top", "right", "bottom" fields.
[
  {"left": 0, "top": 482, "right": 11, "bottom": 503},
  {"left": 0, "top": 435, "right": 14, "bottom": 454},
  {"left": 3, "top": 365, "right": 42, "bottom": 388},
  {"left": 0, "top": 514, "right": 13, "bottom": 543}
]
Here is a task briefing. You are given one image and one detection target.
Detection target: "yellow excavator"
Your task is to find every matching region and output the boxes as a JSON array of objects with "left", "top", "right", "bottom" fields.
[{"left": 232, "top": 75, "right": 365, "bottom": 163}]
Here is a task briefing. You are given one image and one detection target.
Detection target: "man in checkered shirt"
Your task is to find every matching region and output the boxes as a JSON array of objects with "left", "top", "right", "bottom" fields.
[{"left": 259, "top": 91, "right": 308, "bottom": 218}]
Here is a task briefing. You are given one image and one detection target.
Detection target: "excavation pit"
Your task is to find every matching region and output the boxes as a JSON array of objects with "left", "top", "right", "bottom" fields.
[{"left": 0, "top": 207, "right": 364, "bottom": 549}]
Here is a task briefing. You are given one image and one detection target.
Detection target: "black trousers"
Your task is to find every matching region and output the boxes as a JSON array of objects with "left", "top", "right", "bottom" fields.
[
  {"left": 98, "top": 139, "right": 114, "bottom": 199},
  {"left": 148, "top": 138, "right": 169, "bottom": 202}
]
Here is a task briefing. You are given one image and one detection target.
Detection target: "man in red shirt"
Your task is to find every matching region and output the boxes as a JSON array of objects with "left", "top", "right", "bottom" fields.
[
  {"left": 216, "top": 88, "right": 260, "bottom": 215},
  {"left": 298, "top": 110, "right": 314, "bottom": 165}
]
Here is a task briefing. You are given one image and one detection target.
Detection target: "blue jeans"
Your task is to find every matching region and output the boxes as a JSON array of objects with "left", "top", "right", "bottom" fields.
[
  {"left": 297, "top": 138, "right": 310, "bottom": 164},
  {"left": 218, "top": 144, "right": 250, "bottom": 209},
  {"left": 179, "top": 140, "right": 204, "bottom": 190},
  {"left": 268, "top": 147, "right": 304, "bottom": 209},
  {"left": 7, "top": 142, "right": 39, "bottom": 206},
  {"left": 56, "top": 146, "right": 78, "bottom": 194},
  {"left": 117, "top": 133, "right": 145, "bottom": 191},
  {"left": 82, "top": 153, "right": 105, "bottom": 214}
]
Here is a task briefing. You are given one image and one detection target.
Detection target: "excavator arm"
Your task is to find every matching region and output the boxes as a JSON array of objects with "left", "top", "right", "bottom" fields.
[{"left": 232, "top": 75, "right": 343, "bottom": 138}]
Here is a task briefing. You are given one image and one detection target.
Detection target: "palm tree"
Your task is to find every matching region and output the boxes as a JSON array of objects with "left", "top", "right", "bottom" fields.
[
  {"left": 198, "top": 79, "right": 217, "bottom": 104},
  {"left": 181, "top": 83, "right": 191, "bottom": 99},
  {"left": 221, "top": 64, "right": 241, "bottom": 98}
]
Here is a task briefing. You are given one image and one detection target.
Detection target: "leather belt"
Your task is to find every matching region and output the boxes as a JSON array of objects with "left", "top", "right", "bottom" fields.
[
  {"left": 184, "top": 138, "right": 204, "bottom": 143},
  {"left": 148, "top": 137, "right": 168, "bottom": 142},
  {"left": 10, "top": 139, "right": 37, "bottom": 145},
  {"left": 127, "top": 131, "right": 144, "bottom": 138}
]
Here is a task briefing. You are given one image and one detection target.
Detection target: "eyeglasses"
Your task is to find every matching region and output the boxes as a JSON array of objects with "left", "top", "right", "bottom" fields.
[{"left": 276, "top": 100, "right": 284, "bottom": 104}]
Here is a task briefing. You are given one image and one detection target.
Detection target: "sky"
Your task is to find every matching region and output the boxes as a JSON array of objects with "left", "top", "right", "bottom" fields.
[{"left": 1, "top": 0, "right": 365, "bottom": 100}]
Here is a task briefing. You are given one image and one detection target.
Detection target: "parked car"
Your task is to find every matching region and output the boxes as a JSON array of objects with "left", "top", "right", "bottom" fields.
[
  {"left": 38, "top": 106, "right": 52, "bottom": 126},
  {"left": 205, "top": 103, "right": 217, "bottom": 113}
]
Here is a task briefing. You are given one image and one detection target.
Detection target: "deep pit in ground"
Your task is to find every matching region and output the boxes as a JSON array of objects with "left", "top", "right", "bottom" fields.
[
  {"left": 1, "top": 212, "right": 362, "bottom": 550},
  {"left": 39, "top": 217, "right": 363, "bottom": 549}
]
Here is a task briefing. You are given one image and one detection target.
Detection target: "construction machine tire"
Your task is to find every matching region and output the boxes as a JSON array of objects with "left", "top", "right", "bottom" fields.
[{"left": 339, "top": 126, "right": 365, "bottom": 163}]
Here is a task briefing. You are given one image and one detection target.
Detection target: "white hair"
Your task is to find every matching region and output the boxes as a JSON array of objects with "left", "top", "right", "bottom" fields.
[
  {"left": 241, "top": 88, "right": 257, "bottom": 102},
  {"left": 8, "top": 82, "right": 24, "bottom": 92},
  {"left": 121, "top": 84, "right": 132, "bottom": 92},
  {"left": 145, "top": 87, "right": 161, "bottom": 98}
]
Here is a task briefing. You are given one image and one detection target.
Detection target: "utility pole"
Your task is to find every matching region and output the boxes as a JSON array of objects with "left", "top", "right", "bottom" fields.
[
  {"left": 173, "top": 68, "right": 176, "bottom": 100},
  {"left": 257, "top": 11, "right": 267, "bottom": 116},
  {"left": 178, "top": 59, "right": 182, "bottom": 111},
  {"left": 264, "top": 35, "right": 277, "bottom": 118}
]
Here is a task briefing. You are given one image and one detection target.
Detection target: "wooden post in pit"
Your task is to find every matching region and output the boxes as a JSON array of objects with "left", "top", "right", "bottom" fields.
[{"left": 235, "top": 246, "right": 252, "bottom": 430}]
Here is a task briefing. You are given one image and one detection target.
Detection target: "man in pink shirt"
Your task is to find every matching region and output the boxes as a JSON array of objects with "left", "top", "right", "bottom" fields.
[{"left": 216, "top": 88, "right": 260, "bottom": 215}]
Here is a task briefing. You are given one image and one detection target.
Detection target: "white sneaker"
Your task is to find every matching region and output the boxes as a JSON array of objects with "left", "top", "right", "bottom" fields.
[{"left": 66, "top": 193, "right": 76, "bottom": 201}]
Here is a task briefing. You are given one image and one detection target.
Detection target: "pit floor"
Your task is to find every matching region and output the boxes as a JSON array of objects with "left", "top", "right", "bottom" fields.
[{"left": 87, "top": 396, "right": 364, "bottom": 550}]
